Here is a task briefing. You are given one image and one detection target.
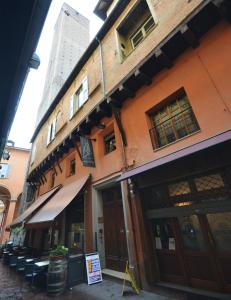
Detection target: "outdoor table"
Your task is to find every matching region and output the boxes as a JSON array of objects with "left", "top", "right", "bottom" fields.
[
  {"left": 33, "top": 260, "right": 50, "bottom": 289},
  {"left": 35, "top": 260, "right": 49, "bottom": 268}
]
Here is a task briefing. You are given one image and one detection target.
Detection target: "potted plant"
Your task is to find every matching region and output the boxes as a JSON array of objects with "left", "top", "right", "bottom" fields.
[{"left": 49, "top": 245, "right": 68, "bottom": 260}]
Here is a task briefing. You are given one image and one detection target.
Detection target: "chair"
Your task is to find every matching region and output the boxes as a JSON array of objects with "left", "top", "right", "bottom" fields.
[
  {"left": 24, "top": 262, "right": 43, "bottom": 288},
  {"left": 3, "top": 251, "right": 10, "bottom": 264},
  {"left": 16, "top": 257, "right": 26, "bottom": 272},
  {"left": 9, "top": 255, "right": 17, "bottom": 267}
]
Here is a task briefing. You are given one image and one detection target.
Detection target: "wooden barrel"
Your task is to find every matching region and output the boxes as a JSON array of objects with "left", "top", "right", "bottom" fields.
[{"left": 47, "top": 257, "right": 67, "bottom": 296}]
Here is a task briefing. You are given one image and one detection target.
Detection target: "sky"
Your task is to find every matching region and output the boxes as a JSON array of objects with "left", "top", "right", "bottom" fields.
[{"left": 9, "top": 0, "right": 103, "bottom": 149}]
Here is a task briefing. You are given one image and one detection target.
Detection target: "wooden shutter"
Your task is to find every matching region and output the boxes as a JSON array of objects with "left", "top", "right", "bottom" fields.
[
  {"left": 47, "top": 124, "right": 52, "bottom": 145},
  {"left": 51, "top": 118, "right": 56, "bottom": 140},
  {"left": 82, "top": 76, "right": 88, "bottom": 103},
  {"left": 31, "top": 145, "right": 36, "bottom": 163},
  {"left": 69, "top": 94, "right": 74, "bottom": 119}
]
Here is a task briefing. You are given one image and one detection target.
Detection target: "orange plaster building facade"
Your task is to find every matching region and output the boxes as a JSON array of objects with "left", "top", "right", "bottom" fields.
[
  {"left": 0, "top": 145, "right": 30, "bottom": 243},
  {"left": 14, "top": 0, "right": 231, "bottom": 297}
]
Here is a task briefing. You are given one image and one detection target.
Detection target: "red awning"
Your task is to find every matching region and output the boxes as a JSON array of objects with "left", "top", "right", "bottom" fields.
[
  {"left": 9, "top": 185, "right": 61, "bottom": 228},
  {"left": 118, "top": 130, "right": 231, "bottom": 181},
  {"left": 26, "top": 175, "right": 90, "bottom": 227}
]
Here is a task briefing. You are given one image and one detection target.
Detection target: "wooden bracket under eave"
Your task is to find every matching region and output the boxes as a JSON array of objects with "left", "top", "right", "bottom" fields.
[
  {"left": 75, "top": 143, "right": 82, "bottom": 161},
  {"left": 112, "top": 106, "right": 127, "bottom": 147}
]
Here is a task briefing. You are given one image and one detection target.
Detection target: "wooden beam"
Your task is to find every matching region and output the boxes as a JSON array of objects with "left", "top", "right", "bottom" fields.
[
  {"left": 52, "top": 166, "right": 57, "bottom": 176},
  {"left": 180, "top": 24, "right": 199, "bottom": 48},
  {"left": 43, "top": 174, "right": 47, "bottom": 182},
  {"left": 107, "top": 97, "right": 122, "bottom": 108},
  {"left": 60, "top": 140, "right": 69, "bottom": 154},
  {"left": 96, "top": 104, "right": 112, "bottom": 118},
  {"left": 57, "top": 161, "right": 62, "bottom": 173},
  {"left": 75, "top": 143, "right": 82, "bottom": 161},
  {"left": 119, "top": 84, "right": 135, "bottom": 98},
  {"left": 134, "top": 69, "right": 152, "bottom": 85},
  {"left": 79, "top": 122, "right": 91, "bottom": 135},
  {"left": 85, "top": 115, "right": 96, "bottom": 128},
  {"left": 213, "top": 0, "right": 231, "bottom": 23},
  {"left": 155, "top": 49, "right": 173, "bottom": 69},
  {"left": 112, "top": 106, "right": 127, "bottom": 146}
]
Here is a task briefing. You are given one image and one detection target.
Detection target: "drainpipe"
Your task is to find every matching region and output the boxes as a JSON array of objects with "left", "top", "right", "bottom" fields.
[
  {"left": 95, "top": 36, "right": 139, "bottom": 281},
  {"left": 96, "top": 37, "right": 106, "bottom": 97}
]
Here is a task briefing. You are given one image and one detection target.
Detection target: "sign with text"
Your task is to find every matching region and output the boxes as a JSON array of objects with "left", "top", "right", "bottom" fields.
[{"left": 85, "top": 253, "right": 102, "bottom": 285}]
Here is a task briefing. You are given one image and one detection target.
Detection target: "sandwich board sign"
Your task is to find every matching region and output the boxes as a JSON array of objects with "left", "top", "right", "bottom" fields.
[{"left": 85, "top": 252, "right": 102, "bottom": 285}]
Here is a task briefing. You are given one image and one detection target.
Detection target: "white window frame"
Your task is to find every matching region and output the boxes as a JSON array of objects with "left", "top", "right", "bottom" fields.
[
  {"left": 130, "top": 15, "right": 155, "bottom": 49},
  {"left": 30, "top": 145, "right": 36, "bottom": 164},
  {"left": 69, "top": 76, "right": 89, "bottom": 120},
  {"left": 47, "top": 118, "right": 56, "bottom": 145}
]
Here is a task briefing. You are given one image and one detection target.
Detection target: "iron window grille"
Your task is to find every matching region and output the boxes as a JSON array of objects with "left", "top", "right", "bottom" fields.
[
  {"left": 149, "top": 93, "right": 199, "bottom": 149},
  {"left": 104, "top": 132, "right": 116, "bottom": 154}
]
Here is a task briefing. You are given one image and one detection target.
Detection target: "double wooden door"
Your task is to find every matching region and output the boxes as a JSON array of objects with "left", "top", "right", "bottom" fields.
[
  {"left": 152, "top": 212, "right": 231, "bottom": 292},
  {"left": 102, "top": 187, "right": 128, "bottom": 272}
]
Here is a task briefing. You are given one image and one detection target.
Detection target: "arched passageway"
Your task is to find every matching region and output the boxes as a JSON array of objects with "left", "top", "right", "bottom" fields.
[{"left": 0, "top": 186, "right": 11, "bottom": 243}]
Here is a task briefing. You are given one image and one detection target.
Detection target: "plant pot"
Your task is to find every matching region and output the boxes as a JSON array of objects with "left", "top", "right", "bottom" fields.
[
  {"left": 47, "top": 257, "right": 67, "bottom": 296},
  {"left": 50, "top": 255, "right": 65, "bottom": 261}
]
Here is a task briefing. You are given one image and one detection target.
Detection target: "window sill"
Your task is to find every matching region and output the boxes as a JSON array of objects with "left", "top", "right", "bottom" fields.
[
  {"left": 46, "top": 139, "right": 55, "bottom": 147},
  {"left": 153, "top": 130, "right": 201, "bottom": 152},
  {"left": 104, "top": 147, "right": 117, "bottom": 156},
  {"left": 66, "top": 173, "right": 75, "bottom": 178}
]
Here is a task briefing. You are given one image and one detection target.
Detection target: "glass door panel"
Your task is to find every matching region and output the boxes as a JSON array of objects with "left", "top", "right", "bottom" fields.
[
  {"left": 153, "top": 218, "right": 176, "bottom": 250},
  {"left": 178, "top": 215, "right": 206, "bottom": 251},
  {"left": 207, "top": 212, "right": 231, "bottom": 252},
  {"left": 178, "top": 215, "right": 220, "bottom": 291},
  {"left": 152, "top": 218, "right": 186, "bottom": 284},
  {"left": 207, "top": 212, "right": 231, "bottom": 290}
]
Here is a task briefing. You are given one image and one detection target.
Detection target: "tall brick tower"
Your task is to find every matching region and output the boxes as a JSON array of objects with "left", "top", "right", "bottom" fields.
[{"left": 36, "top": 3, "right": 90, "bottom": 124}]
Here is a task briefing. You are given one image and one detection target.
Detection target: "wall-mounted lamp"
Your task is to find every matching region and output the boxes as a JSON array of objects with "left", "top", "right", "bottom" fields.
[
  {"left": 2, "top": 150, "right": 10, "bottom": 160},
  {"left": 29, "top": 53, "right": 40, "bottom": 70}
]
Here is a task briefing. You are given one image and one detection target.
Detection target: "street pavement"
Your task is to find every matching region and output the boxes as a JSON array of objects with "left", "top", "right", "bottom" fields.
[{"left": 0, "top": 261, "right": 184, "bottom": 300}]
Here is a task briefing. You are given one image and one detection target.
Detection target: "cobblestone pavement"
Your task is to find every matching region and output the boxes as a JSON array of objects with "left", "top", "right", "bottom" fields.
[{"left": 0, "top": 261, "right": 185, "bottom": 300}]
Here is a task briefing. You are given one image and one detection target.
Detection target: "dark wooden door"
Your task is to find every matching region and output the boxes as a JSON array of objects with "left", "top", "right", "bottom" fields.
[
  {"left": 177, "top": 214, "right": 222, "bottom": 291},
  {"left": 151, "top": 218, "right": 187, "bottom": 285},
  {"left": 152, "top": 215, "right": 225, "bottom": 291},
  {"left": 205, "top": 212, "right": 231, "bottom": 293},
  {"left": 102, "top": 187, "right": 128, "bottom": 272}
]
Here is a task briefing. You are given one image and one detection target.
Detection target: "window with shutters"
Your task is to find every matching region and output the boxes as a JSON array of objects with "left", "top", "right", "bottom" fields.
[
  {"left": 131, "top": 16, "right": 155, "bottom": 49},
  {"left": 30, "top": 145, "right": 36, "bottom": 165},
  {"left": 117, "top": 0, "right": 156, "bottom": 60},
  {"left": 0, "top": 163, "right": 10, "bottom": 179},
  {"left": 69, "top": 76, "right": 88, "bottom": 120},
  {"left": 47, "top": 119, "right": 56, "bottom": 145},
  {"left": 149, "top": 89, "right": 200, "bottom": 149}
]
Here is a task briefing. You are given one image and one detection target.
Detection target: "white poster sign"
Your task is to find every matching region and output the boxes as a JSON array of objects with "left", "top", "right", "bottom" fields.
[{"left": 85, "top": 253, "right": 102, "bottom": 285}]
